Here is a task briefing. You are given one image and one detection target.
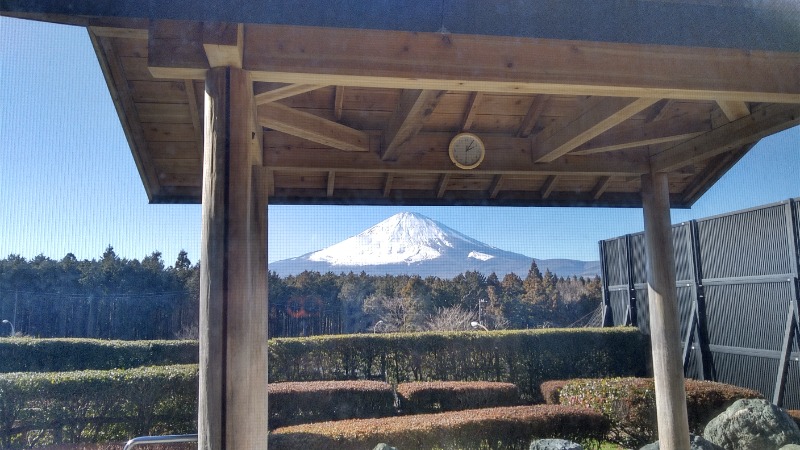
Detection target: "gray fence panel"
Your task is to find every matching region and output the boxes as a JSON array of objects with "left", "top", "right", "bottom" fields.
[{"left": 601, "top": 197, "right": 800, "bottom": 408}]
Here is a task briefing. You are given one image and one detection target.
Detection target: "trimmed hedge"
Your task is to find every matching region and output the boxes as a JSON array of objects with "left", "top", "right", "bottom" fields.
[
  {"left": 0, "top": 338, "right": 198, "bottom": 373},
  {"left": 556, "top": 377, "right": 763, "bottom": 447},
  {"left": 397, "top": 381, "right": 521, "bottom": 414},
  {"left": 269, "top": 404, "right": 609, "bottom": 450},
  {"left": 268, "top": 381, "right": 396, "bottom": 429},
  {"left": 269, "top": 328, "right": 648, "bottom": 400},
  {"left": 0, "top": 365, "right": 197, "bottom": 449}
]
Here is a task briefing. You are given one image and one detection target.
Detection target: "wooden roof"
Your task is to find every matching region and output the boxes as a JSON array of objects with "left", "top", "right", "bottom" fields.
[{"left": 3, "top": 1, "right": 800, "bottom": 207}]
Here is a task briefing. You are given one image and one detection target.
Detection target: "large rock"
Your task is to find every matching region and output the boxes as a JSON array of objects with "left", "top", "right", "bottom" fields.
[
  {"left": 372, "top": 445, "right": 397, "bottom": 450},
  {"left": 703, "top": 399, "right": 800, "bottom": 450},
  {"left": 529, "top": 439, "right": 582, "bottom": 450},
  {"left": 639, "top": 434, "right": 722, "bottom": 450}
]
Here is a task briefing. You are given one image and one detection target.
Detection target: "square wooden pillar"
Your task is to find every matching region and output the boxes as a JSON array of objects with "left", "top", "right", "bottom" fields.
[
  {"left": 641, "top": 172, "right": 690, "bottom": 450},
  {"left": 199, "top": 66, "right": 268, "bottom": 450}
]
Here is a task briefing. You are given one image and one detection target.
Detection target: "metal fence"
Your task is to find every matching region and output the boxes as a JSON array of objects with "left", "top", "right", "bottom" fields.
[{"left": 600, "top": 198, "right": 800, "bottom": 408}]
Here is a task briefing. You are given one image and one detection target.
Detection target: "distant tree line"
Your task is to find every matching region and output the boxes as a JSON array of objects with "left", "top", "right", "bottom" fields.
[{"left": 0, "top": 249, "right": 602, "bottom": 339}]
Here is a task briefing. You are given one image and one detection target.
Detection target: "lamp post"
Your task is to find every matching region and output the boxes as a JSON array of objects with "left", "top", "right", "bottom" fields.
[
  {"left": 1, "top": 320, "right": 14, "bottom": 337},
  {"left": 477, "top": 298, "right": 487, "bottom": 324},
  {"left": 373, "top": 320, "right": 385, "bottom": 334},
  {"left": 470, "top": 321, "right": 488, "bottom": 331}
]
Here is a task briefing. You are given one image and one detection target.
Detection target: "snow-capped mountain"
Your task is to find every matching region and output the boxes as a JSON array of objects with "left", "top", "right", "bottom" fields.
[{"left": 269, "top": 212, "right": 599, "bottom": 278}]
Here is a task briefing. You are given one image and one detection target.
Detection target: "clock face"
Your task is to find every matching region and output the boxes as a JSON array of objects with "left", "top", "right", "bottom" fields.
[{"left": 449, "top": 133, "right": 485, "bottom": 169}]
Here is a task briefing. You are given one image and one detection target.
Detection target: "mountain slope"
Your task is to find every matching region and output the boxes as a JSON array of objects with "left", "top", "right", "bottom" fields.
[{"left": 270, "top": 212, "right": 599, "bottom": 278}]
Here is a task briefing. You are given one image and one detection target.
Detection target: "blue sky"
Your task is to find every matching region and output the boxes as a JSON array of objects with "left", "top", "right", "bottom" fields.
[{"left": 1, "top": 17, "right": 798, "bottom": 266}]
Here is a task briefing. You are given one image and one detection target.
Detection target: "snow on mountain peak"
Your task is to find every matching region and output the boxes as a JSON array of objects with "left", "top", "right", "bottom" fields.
[{"left": 308, "top": 212, "right": 485, "bottom": 266}]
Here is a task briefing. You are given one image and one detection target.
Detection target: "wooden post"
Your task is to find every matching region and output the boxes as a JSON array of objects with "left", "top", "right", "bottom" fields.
[
  {"left": 199, "top": 66, "right": 268, "bottom": 450},
  {"left": 641, "top": 172, "right": 690, "bottom": 450}
]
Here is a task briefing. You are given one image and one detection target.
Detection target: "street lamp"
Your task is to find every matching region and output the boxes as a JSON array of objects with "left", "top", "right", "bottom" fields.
[
  {"left": 1, "top": 320, "right": 14, "bottom": 337},
  {"left": 477, "top": 298, "right": 487, "bottom": 324},
  {"left": 373, "top": 320, "right": 385, "bottom": 334},
  {"left": 470, "top": 321, "right": 488, "bottom": 331}
]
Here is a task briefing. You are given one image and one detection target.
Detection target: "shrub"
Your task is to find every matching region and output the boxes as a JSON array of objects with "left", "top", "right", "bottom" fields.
[
  {"left": 0, "top": 365, "right": 197, "bottom": 448},
  {"left": 267, "top": 380, "right": 395, "bottom": 429},
  {"left": 540, "top": 380, "right": 571, "bottom": 405},
  {"left": 0, "top": 338, "right": 198, "bottom": 373},
  {"left": 557, "top": 377, "right": 764, "bottom": 447},
  {"left": 396, "top": 381, "right": 520, "bottom": 414},
  {"left": 269, "top": 328, "right": 648, "bottom": 400},
  {"left": 269, "top": 404, "right": 609, "bottom": 450}
]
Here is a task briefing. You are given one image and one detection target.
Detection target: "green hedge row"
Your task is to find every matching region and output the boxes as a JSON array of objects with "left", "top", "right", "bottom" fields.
[
  {"left": 396, "top": 381, "right": 521, "bottom": 414},
  {"left": 268, "top": 328, "right": 649, "bottom": 400},
  {"left": 268, "top": 381, "right": 396, "bottom": 429},
  {"left": 0, "top": 338, "right": 198, "bottom": 373},
  {"left": 0, "top": 365, "right": 197, "bottom": 449},
  {"left": 269, "top": 404, "right": 609, "bottom": 450}
]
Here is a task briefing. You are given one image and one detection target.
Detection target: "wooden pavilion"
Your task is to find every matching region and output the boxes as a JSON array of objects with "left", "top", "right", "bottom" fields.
[{"left": 2, "top": 1, "right": 799, "bottom": 449}]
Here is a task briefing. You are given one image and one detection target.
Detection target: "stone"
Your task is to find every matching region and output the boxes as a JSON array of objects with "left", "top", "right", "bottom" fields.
[
  {"left": 529, "top": 438, "right": 583, "bottom": 450},
  {"left": 703, "top": 399, "right": 800, "bottom": 450},
  {"left": 372, "top": 444, "right": 397, "bottom": 450},
  {"left": 639, "top": 434, "right": 722, "bottom": 450},
  {"left": 780, "top": 445, "right": 800, "bottom": 450}
]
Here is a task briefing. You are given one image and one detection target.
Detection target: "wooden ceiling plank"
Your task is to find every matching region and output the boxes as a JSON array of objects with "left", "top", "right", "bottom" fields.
[
  {"left": 89, "top": 26, "right": 148, "bottom": 40},
  {"left": 591, "top": 176, "right": 612, "bottom": 200},
  {"left": 382, "top": 89, "right": 447, "bottom": 160},
  {"left": 202, "top": 22, "right": 243, "bottom": 68},
  {"left": 540, "top": 175, "right": 558, "bottom": 199},
  {"left": 517, "top": 95, "right": 548, "bottom": 138},
  {"left": 461, "top": 92, "right": 483, "bottom": 131},
  {"left": 258, "top": 102, "right": 370, "bottom": 152},
  {"left": 254, "top": 84, "right": 326, "bottom": 105},
  {"left": 717, "top": 100, "right": 751, "bottom": 121},
  {"left": 327, "top": 171, "right": 335, "bottom": 197},
  {"left": 532, "top": 97, "right": 659, "bottom": 163},
  {"left": 572, "top": 131, "right": 705, "bottom": 155},
  {"left": 334, "top": 86, "right": 345, "bottom": 121},
  {"left": 651, "top": 103, "right": 800, "bottom": 172},
  {"left": 489, "top": 174, "right": 504, "bottom": 199},
  {"left": 436, "top": 174, "right": 450, "bottom": 198}
]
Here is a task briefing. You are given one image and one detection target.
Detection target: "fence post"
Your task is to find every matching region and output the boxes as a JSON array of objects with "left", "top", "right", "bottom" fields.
[
  {"left": 687, "top": 220, "right": 714, "bottom": 380},
  {"left": 599, "top": 240, "right": 613, "bottom": 327},
  {"left": 774, "top": 200, "right": 800, "bottom": 406},
  {"left": 625, "top": 234, "right": 638, "bottom": 327}
]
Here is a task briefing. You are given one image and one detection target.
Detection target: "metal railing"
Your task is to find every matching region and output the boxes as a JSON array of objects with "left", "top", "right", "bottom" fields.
[{"left": 123, "top": 434, "right": 198, "bottom": 450}]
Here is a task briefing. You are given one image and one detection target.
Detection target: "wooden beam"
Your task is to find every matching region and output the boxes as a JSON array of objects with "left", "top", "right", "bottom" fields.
[
  {"left": 461, "top": 92, "right": 483, "bottom": 131},
  {"left": 327, "top": 171, "right": 336, "bottom": 197},
  {"left": 258, "top": 102, "right": 370, "bottom": 152},
  {"left": 641, "top": 172, "right": 691, "bottom": 450},
  {"left": 532, "top": 97, "right": 659, "bottom": 163},
  {"left": 254, "top": 84, "right": 325, "bottom": 105},
  {"left": 540, "top": 175, "right": 557, "bottom": 199},
  {"left": 184, "top": 80, "right": 204, "bottom": 159},
  {"left": 383, "top": 173, "right": 394, "bottom": 197},
  {"left": 572, "top": 132, "right": 705, "bottom": 156},
  {"left": 200, "top": 66, "right": 267, "bottom": 450},
  {"left": 517, "top": 95, "right": 548, "bottom": 138},
  {"left": 679, "top": 144, "right": 753, "bottom": 204},
  {"left": 382, "top": 89, "right": 446, "bottom": 160},
  {"left": 489, "top": 175, "right": 504, "bottom": 199},
  {"left": 436, "top": 174, "right": 450, "bottom": 198},
  {"left": 150, "top": 24, "right": 800, "bottom": 103},
  {"left": 591, "top": 176, "right": 612, "bottom": 200},
  {"left": 644, "top": 99, "right": 672, "bottom": 123},
  {"left": 717, "top": 100, "right": 750, "bottom": 122},
  {"left": 334, "top": 86, "right": 345, "bottom": 121},
  {"left": 89, "top": 25, "right": 148, "bottom": 40},
  {"left": 651, "top": 103, "right": 800, "bottom": 172},
  {"left": 264, "top": 132, "right": 651, "bottom": 176},
  {"left": 202, "top": 22, "right": 243, "bottom": 68}
]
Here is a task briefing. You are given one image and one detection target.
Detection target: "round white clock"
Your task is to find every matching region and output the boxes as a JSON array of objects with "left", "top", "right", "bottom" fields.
[{"left": 448, "top": 132, "right": 485, "bottom": 170}]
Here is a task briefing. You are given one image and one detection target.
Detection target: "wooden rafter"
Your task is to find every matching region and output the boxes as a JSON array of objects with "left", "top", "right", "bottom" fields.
[
  {"left": 571, "top": 118, "right": 711, "bottom": 156},
  {"left": 489, "top": 175, "right": 504, "bottom": 199},
  {"left": 254, "top": 84, "right": 325, "bottom": 105},
  {"left": 202, "top": 23, "right": 243, "bottom": 68},
  {"left": 383, "top": 173, "right": 394, "bottom": 197},
  {"left": 716, "top": 100, "right": 751, "bottom": 122},
  {"left": 591, "top": 176, "right": 612, "bottom": 200},
  {"left": 183, "top": 79, "right": 203, "bottom": 159},
  {"left": 327, "top": 171, "right": 335, "bottom": 197},
  {"left": 517, "top": 95, "right": 548, "bottom": 138},
  {"left": 461, "top": 92, "right": 483, "bottom": 131},
  {"left": 258, "top": 103, "right": 370, "bottom": 152},
  {"left": 651, "top": 103, "right": 800, "bottom": 172},
  {"left": 382, "top": 89, "right": 446, "bottom": 160},
  {"left": 436, "top": 174, "right": 450, "bottom": 198},
  {"left": 334, "top": 86, "right": 345, "bottom": 121},
  {"left": 540, "top": 175, "right": 558, "bottom": 199},
  {"left": 532, "top": 97, "right": 658, "bottom": 163},
  {"left": 148, "top": 24, "right": 800, "bottom": 104}
]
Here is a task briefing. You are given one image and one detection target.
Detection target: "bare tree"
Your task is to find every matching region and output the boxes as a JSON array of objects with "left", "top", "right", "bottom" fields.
[{"left": 424, "top": 306, "right": 476, "bottom": 332}]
